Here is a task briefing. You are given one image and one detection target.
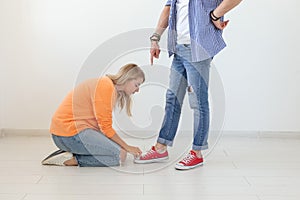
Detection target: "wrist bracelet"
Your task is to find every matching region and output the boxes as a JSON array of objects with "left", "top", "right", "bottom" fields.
[
  {"left": 210, "top": 10, "right": 221, "bottom": 21},
  {"left": 150, "top": 33, "right": 161, "bottom": 42}
]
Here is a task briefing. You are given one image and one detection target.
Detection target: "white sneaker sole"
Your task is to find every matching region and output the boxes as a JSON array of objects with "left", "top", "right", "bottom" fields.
[
  {"left": 134, "top": 156, "right": 169, "bottom": 164},
  {"left": 42, "top": 152, "right": 73, "bottom": 166},
  {"left": 175, "top": 162, "right": 203, "bottom": 170},
  {"left": 41, "top": 149, "right": 65, "bottom": 163}
]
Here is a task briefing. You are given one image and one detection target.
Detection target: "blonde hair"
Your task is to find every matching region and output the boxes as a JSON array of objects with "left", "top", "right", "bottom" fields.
[{"left": 106, "top": 63, "right": 145, "bottom": 116}]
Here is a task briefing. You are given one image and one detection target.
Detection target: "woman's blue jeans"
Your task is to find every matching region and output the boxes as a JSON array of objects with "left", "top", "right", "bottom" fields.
[
  {"left": 52, "top": 129, "right": 121, "bottom": 167},
  {"left": 157, "top": 44, "right": 212, "bottom": 151}
]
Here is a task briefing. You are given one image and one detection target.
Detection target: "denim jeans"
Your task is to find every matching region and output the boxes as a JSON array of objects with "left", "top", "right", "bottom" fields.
[
  {"left": 52, "top": 129, "right": 121, "bottom": 167},
  {"left": 157, "top": 44, "right": 212, "bottom": 151}
]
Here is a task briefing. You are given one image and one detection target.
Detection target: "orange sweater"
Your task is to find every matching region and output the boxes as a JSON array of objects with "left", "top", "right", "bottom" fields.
[{"left": 50, "top": 76, "right": 117, "bottom": 138}]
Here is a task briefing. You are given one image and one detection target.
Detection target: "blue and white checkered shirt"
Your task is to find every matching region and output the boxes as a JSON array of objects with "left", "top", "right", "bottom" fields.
[{"left": 166, "top": 0, "right": 226, "bottom": 62}]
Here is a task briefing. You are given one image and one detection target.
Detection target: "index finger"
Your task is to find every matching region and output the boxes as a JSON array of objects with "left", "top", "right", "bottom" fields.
[{"left": 150, "top": 54, "right": 154, "bottom": 66}]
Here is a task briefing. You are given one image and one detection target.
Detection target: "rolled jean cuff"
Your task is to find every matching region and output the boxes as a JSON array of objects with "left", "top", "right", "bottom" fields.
[
  {"left": 74, "top": 155, "right": 87, "bottom": 167},
  {"left": 157, "top": 137, "right": 174, "bottom": 147},
  {"left": 192, "top": 144, "right": 209, "bottom": 151}
]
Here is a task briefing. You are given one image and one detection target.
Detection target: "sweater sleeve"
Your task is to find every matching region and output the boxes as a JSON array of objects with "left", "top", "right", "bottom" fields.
[{"left": 93, "top": 77, "right": 116, "bottom": 138}]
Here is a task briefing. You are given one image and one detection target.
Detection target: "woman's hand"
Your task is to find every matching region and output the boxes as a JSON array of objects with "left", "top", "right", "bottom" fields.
[
  {"left": 125, "top": 145, "right": 142, "bottom": 157},
  {"left": 110, "top": 133, "right": 142, "bottom": 157}
]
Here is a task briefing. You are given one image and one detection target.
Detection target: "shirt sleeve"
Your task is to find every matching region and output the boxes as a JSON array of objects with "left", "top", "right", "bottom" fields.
[
  {"left": 93, "top": 77, "right": 116, "bottom": 138},
  {"left": 166, "top": 0, "right": 171, "bottom": 6}
]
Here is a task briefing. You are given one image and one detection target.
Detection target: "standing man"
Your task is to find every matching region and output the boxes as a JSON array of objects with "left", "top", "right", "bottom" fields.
[{"left": 134, "top": 0, "right": 242, "bottom": 170}]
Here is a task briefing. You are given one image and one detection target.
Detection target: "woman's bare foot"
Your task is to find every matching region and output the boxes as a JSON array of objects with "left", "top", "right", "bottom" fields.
[
  {"left": 63, "top": 157, "right": 78, "bottom": 166},
  {"left": 120, "top": 148, "right": 127, "bottom": 163}
]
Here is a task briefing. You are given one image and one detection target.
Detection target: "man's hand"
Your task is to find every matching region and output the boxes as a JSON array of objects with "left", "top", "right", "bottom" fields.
[
  {"left": 150, "top": 41, "right": 161, "bottom": 65},
  {"left": 212, "top": 19, "right": 229, "bottom": 30}
]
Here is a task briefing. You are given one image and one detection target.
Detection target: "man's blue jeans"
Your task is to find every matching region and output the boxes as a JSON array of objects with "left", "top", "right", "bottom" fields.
[{"left": 157, "top": 44, "right": 212, "bottom": 151}]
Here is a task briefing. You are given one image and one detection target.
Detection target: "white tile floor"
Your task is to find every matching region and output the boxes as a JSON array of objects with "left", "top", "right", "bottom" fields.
[{"left": 0, "top": 131, "right": 300, "bottom": 200}]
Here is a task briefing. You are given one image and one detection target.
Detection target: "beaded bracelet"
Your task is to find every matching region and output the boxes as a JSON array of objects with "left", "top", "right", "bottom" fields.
[{"left": 150, "top": 33, "right": 161, "bottom": 42}]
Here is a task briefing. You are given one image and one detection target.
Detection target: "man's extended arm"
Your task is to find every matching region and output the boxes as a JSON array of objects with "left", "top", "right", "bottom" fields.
[
  {"left": 211, "top": 0, "right": 242, "bottom": 30},
  {"left": 154, "top": 5, "right": 170, "bottom": 36},
  {"left": 150, "top": 5, "right": 170, "bottom": 65}
]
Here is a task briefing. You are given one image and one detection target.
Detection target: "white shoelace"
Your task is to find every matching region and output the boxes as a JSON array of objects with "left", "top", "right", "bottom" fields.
[
  {"left": 140, "top": 147, "right": 166, "bottom": 159},
  {"left": 181, "top": 153, "right": 195, "bottom": 164},
  {"left": 143, "top": 149, "right": 155, "bottom": 157}
]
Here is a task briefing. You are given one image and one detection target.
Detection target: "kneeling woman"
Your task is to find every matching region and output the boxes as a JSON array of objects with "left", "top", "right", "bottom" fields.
[{"left": 42, "top": 63, "right": 144, "bottom": 167}]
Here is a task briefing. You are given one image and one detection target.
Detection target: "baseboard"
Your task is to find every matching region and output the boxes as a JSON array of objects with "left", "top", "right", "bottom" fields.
[
  {"left": 217, "top": 130, "right": 300, "bottom": 139},
  {"left": 0, "top": 128, "right": 300, "bottom": 139},
  {"left": 0, "top": 128, "right": 50, "bottom": 137}
]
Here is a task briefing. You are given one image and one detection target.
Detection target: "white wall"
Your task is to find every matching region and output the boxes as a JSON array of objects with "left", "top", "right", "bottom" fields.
[
  {"left": 0, "top": 0, "right": 299, "bottom": 132},
  {"left": 215, "top": 0, "right": 300, "bottom": 131}
]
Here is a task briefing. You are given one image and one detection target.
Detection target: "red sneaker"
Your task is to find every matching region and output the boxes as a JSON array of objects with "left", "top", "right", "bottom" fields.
[
  {"left": 175, "top": 150, "right": 204, "bottom": 170},
  {"left": 134, "top": 146, "right": 169, "bottom": 164}
]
